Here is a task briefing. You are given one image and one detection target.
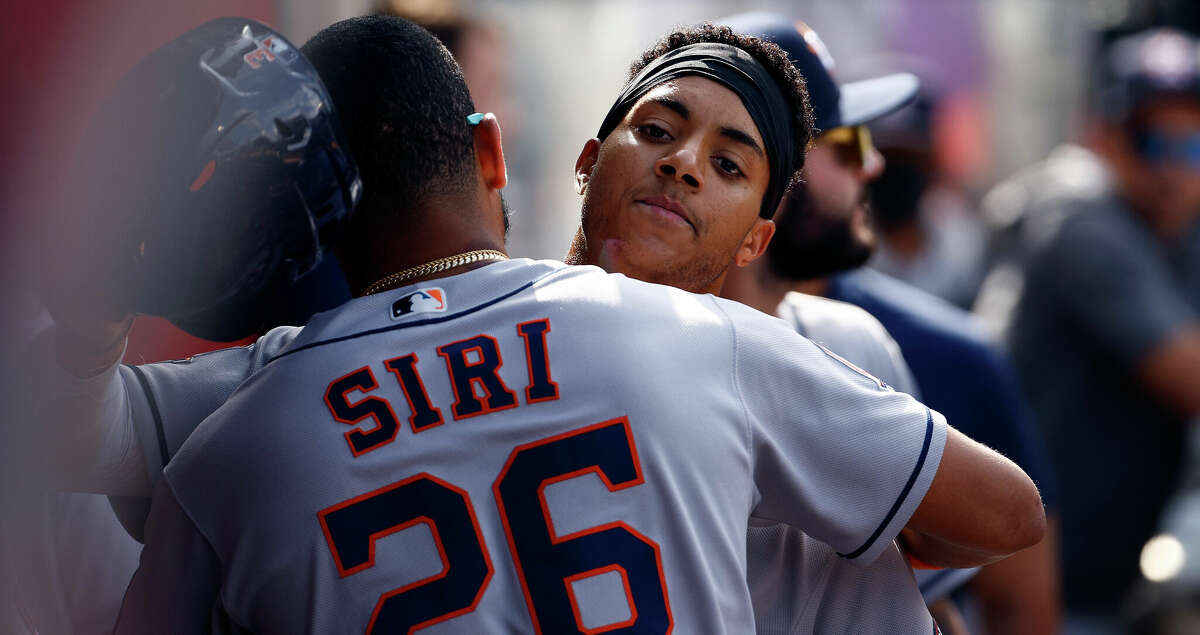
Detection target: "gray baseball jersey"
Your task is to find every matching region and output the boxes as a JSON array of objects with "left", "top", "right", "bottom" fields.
[
  {"left": 745, "top": 292, "right": 958, "bottom": 634},
  {"left": 114, "top": 259, "right": 946, "bottom": 634},
  {"left": 776, "top": 291, "right": 980, "bottom": 606}
]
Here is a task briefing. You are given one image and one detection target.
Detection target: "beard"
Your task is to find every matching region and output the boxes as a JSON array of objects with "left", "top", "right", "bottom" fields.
[
  {"left": 500, "top": 192, "right": 513, "bottom": 239},
  {"left": 767, "top": 181, "right": 874, "bottom": 281}
]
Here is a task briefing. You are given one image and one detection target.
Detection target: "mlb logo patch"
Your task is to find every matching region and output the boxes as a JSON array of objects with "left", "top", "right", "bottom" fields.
[{"left": 391, "top": 288, "right": 447, "bottom": 319}]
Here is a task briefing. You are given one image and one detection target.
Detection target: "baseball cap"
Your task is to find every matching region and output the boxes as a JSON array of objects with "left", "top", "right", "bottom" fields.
[
  {"left": 721, "top": 12, "right": 919, "bottom": 133},
  {"left": 1094, "top": 27, "right": 1200, "bottom": 123}
]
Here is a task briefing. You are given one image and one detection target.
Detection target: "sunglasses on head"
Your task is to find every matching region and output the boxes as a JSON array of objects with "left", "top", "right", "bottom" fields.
[
  {"left": 821, "top": 125, "right": 876, "bottom": 169},
  {"left": 1133, "top": 130, "right": 1200, "bottom": 168}
]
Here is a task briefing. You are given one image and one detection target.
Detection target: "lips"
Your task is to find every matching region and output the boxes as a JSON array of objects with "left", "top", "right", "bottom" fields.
[{"left": 636, "top": 194, "right": 694, "bottom": 231}]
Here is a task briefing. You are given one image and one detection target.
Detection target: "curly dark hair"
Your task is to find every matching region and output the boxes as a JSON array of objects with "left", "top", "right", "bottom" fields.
[{"left": 628, "top": 23, "right": 815, "bottom": 178}]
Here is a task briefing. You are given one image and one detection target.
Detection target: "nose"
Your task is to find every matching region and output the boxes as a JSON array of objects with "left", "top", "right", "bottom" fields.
[
  {"left": 656, "top": 144, "right": 703, "bottom": 189},
  {"left": 859, "top": 146, "right": 886, "bottom": 182}
]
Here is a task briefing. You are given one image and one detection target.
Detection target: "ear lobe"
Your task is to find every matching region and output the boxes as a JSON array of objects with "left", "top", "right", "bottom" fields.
[
  {"left": 575, "top": 138, "right": 600, "bottom": 195},
  {"left": 734, "top": 218, "right": 775, "bottom": 267},
  {"left": 472, "top": 113, "right": 507, "bottom": 190}
]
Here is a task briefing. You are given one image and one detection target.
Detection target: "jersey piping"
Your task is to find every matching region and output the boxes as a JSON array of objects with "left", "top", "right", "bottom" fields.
[
  {"left": 266, "top": 273, "right": 557, "bottom": 365},
  {"left": 127, "top": 364, "right": 170, "bottom": 466},
  {"left": 838, "top": 408, "right": 935, "bottom": 559}
]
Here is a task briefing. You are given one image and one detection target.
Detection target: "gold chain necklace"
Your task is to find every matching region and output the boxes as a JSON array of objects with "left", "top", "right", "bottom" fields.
[{"left": 361, "top": 249, "right": 508, "bottom": 296}]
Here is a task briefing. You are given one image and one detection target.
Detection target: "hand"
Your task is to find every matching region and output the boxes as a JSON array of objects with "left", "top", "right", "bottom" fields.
[{"left": 43, "top": 258, "right": 135, "bottom": 377}]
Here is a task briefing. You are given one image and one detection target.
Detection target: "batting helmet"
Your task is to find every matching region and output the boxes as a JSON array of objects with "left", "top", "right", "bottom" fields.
[{"left": 72, "top": 17, "right": 361, "bottom": 341}]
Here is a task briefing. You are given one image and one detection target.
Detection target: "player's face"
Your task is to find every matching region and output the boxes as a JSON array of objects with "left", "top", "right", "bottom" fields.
[
  {"left": 1122, "top": 98, "right": 1200, "bottom": 236},
  {"left": 767, "top": 128, "right": 886, "bottom": 279},
  {"left": 573, "top": 76, "right": 775, "bottom": 294}
]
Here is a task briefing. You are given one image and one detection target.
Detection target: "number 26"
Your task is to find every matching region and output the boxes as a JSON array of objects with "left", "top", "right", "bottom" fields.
[{"left": 318, "top": 417, "right": 673, "bottom": 634}]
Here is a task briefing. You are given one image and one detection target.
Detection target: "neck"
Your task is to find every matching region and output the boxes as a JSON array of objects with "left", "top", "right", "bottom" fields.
[
  {"left": 791, "top": 276, "right": 830, "bottom": 298},
  {"left": 337, "top": 193, "right": 506, "bottom": 296},
  {"left": 719, "top": 257, "right": 793, "bottom": 315}
]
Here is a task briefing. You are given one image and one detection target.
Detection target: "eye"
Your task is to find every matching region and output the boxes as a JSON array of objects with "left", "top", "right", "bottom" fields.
[
  {"left": 715, "top": 156, "right": 743, "bottom": 177},
  {"left": 637, "top": 123, "right": 672, "bottom": 141}
]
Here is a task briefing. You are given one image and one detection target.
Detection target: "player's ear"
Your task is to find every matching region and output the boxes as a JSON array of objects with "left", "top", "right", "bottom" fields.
[
  {"left": 733, "top": 218, "right": 775, "bottom": 267},
  {"left": 575, "top": 138, "right": 600, "bottom": 195},
  {"left": 472, "top": 113, "right": 507, "bottom": 190}
]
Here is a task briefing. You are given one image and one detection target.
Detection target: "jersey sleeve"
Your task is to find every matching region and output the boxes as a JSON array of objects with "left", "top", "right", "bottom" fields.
[
  {"left": 32, "top": 324, "right": 300, "bottom": 539},
  {"left": 775, "top": 293, "right": 922, "bottom": 399},
  {"left": 721, "top": 302, "right": 948, "bottom": 566},
  {"left": 123, "top": 326, "right": 300, "bottom": 488},
  {"left": 113, "top": 477, "right": 225, "bottom": 635},
  {"left": 27, "top": 326, "right": 149, "bottom": 497}
]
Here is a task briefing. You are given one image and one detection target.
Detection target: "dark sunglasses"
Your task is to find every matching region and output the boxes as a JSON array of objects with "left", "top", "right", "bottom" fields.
[{"left": 1133, "top": 130, "right": 1200, "bottom": 168}]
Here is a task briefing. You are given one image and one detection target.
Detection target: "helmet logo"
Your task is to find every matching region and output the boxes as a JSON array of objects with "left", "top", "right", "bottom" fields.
[{"left": 244, "top": 36, "right": 279, "bottom": 69}]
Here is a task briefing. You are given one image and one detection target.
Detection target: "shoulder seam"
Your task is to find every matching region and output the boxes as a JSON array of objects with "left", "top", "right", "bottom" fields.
[{"left": 710, "top": 298, "right": 755, "bottom": 481}]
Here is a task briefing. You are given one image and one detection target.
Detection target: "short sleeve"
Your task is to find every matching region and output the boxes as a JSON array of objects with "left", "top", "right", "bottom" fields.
[
  {"left": 124, "top": 325, "right": 303, "bottom": 488},
  {"left": 777, "top": 293, "right": 922, "bottom": 399},
  {"left": 111, "top": 326, "right": 302, "bottom": 539},
  {"left": 721, "top": 301, "right": 947, "bottom": 565},
  {"left": 1038, "top": 211, "right": 1196, "bottom": 364}
]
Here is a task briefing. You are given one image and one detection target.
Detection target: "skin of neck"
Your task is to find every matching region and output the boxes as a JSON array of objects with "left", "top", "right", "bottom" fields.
[
  {"left": 719, "top": 254, "right": 832, "bottom": 314},
  {"left": 719, "top": 254, "right": 791, "bottom": 315},
  {"left": 335, "top": 114, "right": 510, "bottom": 297}
]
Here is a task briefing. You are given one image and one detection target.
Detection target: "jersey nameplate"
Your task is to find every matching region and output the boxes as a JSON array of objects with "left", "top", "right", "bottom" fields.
[{"left": 323, "top": 318, "right": 560, "bottom": 456}]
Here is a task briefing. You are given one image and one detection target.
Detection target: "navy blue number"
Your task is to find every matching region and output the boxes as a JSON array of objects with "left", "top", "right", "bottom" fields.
[
  {"left": 493, "top": 418, "right": 672, "bottom": 634},
  {"left": 318, "top": 474, "right": 492, "bottom": 633}
]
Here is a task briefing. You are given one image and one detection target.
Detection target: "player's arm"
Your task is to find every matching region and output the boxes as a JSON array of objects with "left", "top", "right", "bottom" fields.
[
  {"left": 1044, "top": 213, "right": 1200, "bottom": 417},
  {"left": 113, "top": 477, "right": 222, "bottom": 634},
  {"left": 1138, "top": 327, "right": 1200, "bottom": 416},
  {"left": 900, "top": 425, "right": 1046, "bottom": 568},
  {"left": 33, "top": 314, "right": 282, "bottom": 501},
  {"left": 726, "top": 300, "right": 1044, "bottom": 568},
  {"left": 29, "top": 316, "right": 151, "bottom": 496},
  {"left": 966, "top": 513, "right": 1062, "bottom": 635}
]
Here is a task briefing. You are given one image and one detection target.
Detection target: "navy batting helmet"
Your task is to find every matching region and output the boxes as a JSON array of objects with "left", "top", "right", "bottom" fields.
[{"left": 73, "top": 17, "right": 361, "bottom": 341}]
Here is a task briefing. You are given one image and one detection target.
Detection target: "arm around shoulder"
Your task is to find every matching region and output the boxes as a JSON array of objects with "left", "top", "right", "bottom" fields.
[{"left": 903, "top": 425, "right": 1046, "bottom": 568}]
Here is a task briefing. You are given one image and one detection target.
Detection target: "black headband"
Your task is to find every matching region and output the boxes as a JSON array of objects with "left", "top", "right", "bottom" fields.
[{"left": 597, "top": 42, "right": 796, "bottom": 219}]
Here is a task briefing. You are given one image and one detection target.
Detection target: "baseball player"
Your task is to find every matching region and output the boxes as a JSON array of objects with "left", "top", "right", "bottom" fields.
[
  {"left": 719, "top": 13, "right": 1059, "bottom": 633},
  {"left": 564, "top": 17, "right": 979, "bottom": 632},
  {"left": 37, "top": 14, "right": 1046, "bottom": 633}
]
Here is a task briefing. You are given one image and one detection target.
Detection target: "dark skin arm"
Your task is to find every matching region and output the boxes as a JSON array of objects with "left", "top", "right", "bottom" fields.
[
  {"left": 902, "top": 426, "right": 1047, "bottom": 568},
  {"left": 968, "top": 514, "right": 1062, "bottom": 635},
  {"left": 1138, "top": 327, "right": 1200, "bottom": 417}
]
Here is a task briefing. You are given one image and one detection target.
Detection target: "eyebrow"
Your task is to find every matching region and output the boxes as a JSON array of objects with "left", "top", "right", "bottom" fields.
[
  {"left": 645, "top": 96, "right": 765, "bottom": 158},
  {"left": 719, "top": 126, "right": 765, "bottom": 158},
  {"left": 648, "top": 96, "right": 690, "bottom": 119}
]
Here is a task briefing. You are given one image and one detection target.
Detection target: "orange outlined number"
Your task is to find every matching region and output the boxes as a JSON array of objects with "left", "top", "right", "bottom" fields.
[
  {"left": 494, "top": 418, "right": 673, "bottom": 633},
  {"left": 318, "top": 473, "right": 493, "bottom": 634},
  {"left": 318, "top": 419, "right": 670, "bottom": 632}
]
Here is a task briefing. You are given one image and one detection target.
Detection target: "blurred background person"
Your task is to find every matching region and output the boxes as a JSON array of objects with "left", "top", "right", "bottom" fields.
[
  {"left": 869, "top": 87, "right": 990, "bottom": 310},
  {"left": 1003, "top": 27, "right": 1200, "bottom": 634}
]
